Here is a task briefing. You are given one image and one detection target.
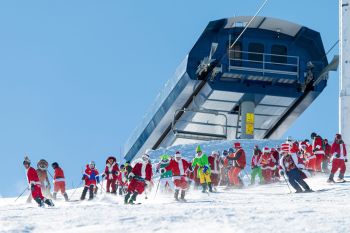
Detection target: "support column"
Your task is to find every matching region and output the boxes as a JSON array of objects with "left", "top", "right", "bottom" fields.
[
  {"left": 240, "top": 96, "right": 255, "bottom": 139},
  {"left": 340, "top": 0, "right": 350, "bottom": 153}
]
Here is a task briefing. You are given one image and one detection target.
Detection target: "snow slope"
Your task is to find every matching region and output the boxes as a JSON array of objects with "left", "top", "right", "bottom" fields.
[
  {"left": 1, "top": 140, "right": 349, "bottom": 233},
  {"left": 1, "top": 175, "right": 349, "bottom": 233}
]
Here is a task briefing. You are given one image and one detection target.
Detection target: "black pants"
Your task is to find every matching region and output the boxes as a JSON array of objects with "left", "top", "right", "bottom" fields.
[{"left": 286, "top": 168, "right": 310, "bottom": 192}]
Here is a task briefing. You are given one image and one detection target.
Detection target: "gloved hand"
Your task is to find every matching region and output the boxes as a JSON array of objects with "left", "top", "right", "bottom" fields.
[
  {"left": 160, "top": 168, "right": 166, "bottom": 174},
  {"left": 279, "top": 170, "right": 285, "bottom": 176},
  {"left": 188, "top": 166, "right": 194, "bottom": 172},
  {"left": 31, "top": 184, "right": 35, "bottom": 191},
  {"left": 345, "top": 159, "right": 348, "bottom": 163},
  {"left": 145, "top": 180, "right": 150, "bottom": 186},
  {"left": 203, "top": 165, "right": 209, "bottom": 173},
  {"left": 313, "top": 148, "right": 318, "bottom": 153},
  {"left": 128, "top": 172, "right": 135, "bottom": 179},
  {"left": 81, "top": 176, "right": 85, "bottom": 180},
  {"left": 335, "top": 154, "right": 340, "bottom": 158},
  {"left": 102, "top": 174, "right": 105, "bottom": 179},
  {"left": 156, "top": 169, "right": 159, "bottom": 173}
]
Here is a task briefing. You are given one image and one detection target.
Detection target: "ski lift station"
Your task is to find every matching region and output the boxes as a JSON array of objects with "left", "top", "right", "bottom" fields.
[{"left": 123, "top": 16, "right": 338, "bottom": 161}]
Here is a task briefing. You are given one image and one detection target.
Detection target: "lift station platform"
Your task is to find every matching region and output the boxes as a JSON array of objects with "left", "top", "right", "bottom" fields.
[{"left": 123, "top": 16, "right": 338, "bottom": 161}]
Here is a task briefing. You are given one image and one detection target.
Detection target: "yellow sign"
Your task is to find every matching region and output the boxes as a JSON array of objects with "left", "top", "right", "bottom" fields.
[
  {"left": 246, "top": 123, "right": 254, "bottom": 135},
  {"left": 246, "top": 113, "right": 255, "bottom": 124}
]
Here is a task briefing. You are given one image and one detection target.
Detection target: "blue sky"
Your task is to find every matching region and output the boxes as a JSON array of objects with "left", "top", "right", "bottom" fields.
[{"left": 0, "top": 0, "right": 339, "bottom": 197}]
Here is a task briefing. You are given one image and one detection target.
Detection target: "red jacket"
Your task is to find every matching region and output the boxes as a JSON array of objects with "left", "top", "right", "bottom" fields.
[
  {"left": 53, "top": 167, "right": 65, "bottom": 182},
  {"left": 331, "top": 142, "right": 347, "bottom": 160},
  {"left": 131, "top": 161, "right": 152, "bottom": 182},
  {"left": 324, "top": 143, "right": 332, "bottom": 159},
  {"left": 313, "top": 136, "right": 325, "bottom": 155},
  {"left": 208, "top": 155, "right": 220, "bottom": 174},
  {"left": 251, "top": 154, "right": 262, "bottom": 168},
  {"left": 166, "top": 158, "right": 191, "bottom": 177},
  {"left": 260, "top": 153, "right": 276, "bottom": 170},
  {"left": 83, "top": 165, "right": 100, "bottom": 186},
  {"left": 26, "top": 167, "right": 41, "bottom": 186},
  {"left": 233, "top": 148, "right": 246, "bottom": 169},
  {"left": 104, "top": 162, "right": 119, "bottom": 180}
]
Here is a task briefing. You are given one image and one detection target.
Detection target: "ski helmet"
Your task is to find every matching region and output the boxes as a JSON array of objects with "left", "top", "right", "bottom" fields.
[
  {"left": 51, "top": 162, "right": 59, "bottom": 169},
  {"left": 310, "top": 132, "right": 317, "bottom": 139},
  {"left": 23, "top": 156, "right": 31, "bottom": 165},
  {"left": 89, "top": 161, "right": 96, "bottom": 168}
]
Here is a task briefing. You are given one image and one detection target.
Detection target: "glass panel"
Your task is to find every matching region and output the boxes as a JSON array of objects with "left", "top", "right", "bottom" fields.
[
  {"left": 248, "top": 43, "right": 264, "bottom": 62},
  {"left": 271, "top": 45, "right": 287, "bottom": 64}
]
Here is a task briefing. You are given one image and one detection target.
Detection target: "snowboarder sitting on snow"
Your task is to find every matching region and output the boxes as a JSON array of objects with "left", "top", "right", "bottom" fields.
[
  {"left": 81, "top": 161, "right": 100, "bottom": 200},
  {"left": 165, "top": 151, "right": 192, "bottom": 201},
  {"left": 102, "top": 156, "right": 119, "bottom": 194},
  {"left": 23, "top": 156, "right": 54, "bottom": 207},
  {"left": 192, "top": 145, "right": 213, "bottom": 193},
  {"left": 328, "top": 134, "right": 347, "bottom": 183},
  {"left": 52, "top": 162, "right": 69, "bottom": 201},
  {"left": 156, "top": 154, "right": 174, "bottom": 193},
  {"left": 279, "top": 143, "right": 313, "bottom": 193},
  {"left": 250, "top": 145, "right": 264, "bottom": 185},
  {"left": 124, "top": 152, "right": 153, "bottom": 204}
]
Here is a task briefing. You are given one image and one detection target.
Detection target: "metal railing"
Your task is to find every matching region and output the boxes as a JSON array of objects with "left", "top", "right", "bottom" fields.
[
  {"left": 172, "top": 109, "right": 228, "bottom": 140},
  {"left": 228, "top": 50, "right": 300, "bottom": 79}
]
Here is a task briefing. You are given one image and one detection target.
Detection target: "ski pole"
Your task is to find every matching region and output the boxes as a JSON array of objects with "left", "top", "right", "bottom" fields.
[
  {"left": 282, "top": 174, "right": 292, "bottom": 193},
  {"left": 153, "top": 177, "right": 161, "bottom": 199},
  {"left": 48, "top": 170, "right": 54, "bottom": 179},
  {"left": 15, "top": 187, "right": 29, "bottom": 202},
  {"left": 243, "top": 169, "right": 251, "bottom": 181},
  {"left": 70, "top": 180, "right": 83, "bottom": 199}
]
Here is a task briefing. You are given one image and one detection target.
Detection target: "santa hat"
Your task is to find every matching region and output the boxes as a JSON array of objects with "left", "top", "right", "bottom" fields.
[
  {"left": 211, "top": 151, "right": 220, "bottom": 156},
  {"left": 175, "top": 151, "right": 182, "bottom": 158},
  {"left": 23, "top": 156, "right": 31, "bottom": 165},
  {"left": 262, "top": 147, "right": 270, "bottom": 153},
  {"left": 281, "top": 143, "right": 291, "bottom": 153},
  {"left": 234, "top": 142, "right": 241, "bottom": 149}
]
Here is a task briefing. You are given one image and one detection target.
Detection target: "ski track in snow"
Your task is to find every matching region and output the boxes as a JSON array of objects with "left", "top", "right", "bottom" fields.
[{"left": 1, "top": 176, "right": 350, "bottom": 233}]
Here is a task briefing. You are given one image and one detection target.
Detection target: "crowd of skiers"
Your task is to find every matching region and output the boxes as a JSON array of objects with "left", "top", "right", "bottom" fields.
[{"left": 22, "top": 132, "right": 347, "bottom": 206}]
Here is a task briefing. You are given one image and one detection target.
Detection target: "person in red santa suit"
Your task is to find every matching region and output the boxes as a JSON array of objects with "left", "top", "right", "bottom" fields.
[
  {"left": 102, "top": 156, "right": 119, "bottom": 194},
  {"left": 279, "top": 144, "right": 313, "bottom": 193},
  {"left": 165, "top": 151, "right": 192, "bottom": 201},
  {"left": 230, "top": 142, "right": 246, "bottom": 187},
  {"left": 81, "top": 161, "right": 100, "bottom": 200},
  {"left": 208, "top": 151, "right": 221, "bottom": 190},
  {"left": 323, "top": 139, "right": 332, "bottom": 174},
  {"left": 260, "top": 147, "right": 276, "bottom": 183},
  {"left": 270, "top": 147, "right": 280, "bottom": 181},
  {"left": 328, "top": 134, "right": 347, "bottom": 183},
  {"left": 311, "top": 132, "right": 325, "bottom": 172},
  {"left": 51, "top": 162, "right": 69, "bottom": 201},
  {"left": 300, "top": 139, "right": 316, "bottom": 172},
  {"left": 23, "top": 157, "right": 54, "bottom": 207},
  {"left": 125, "top": 152, "right": 153, "bottom": 204}
]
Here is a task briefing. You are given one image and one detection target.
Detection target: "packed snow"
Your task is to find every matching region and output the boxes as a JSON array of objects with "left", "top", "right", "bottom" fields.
[{"left": 1, "top": 140, "right": 349, "bottom": 233}]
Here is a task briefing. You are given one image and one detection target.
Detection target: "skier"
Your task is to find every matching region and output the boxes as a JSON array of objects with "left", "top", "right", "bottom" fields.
[
  {"left": 250, "top": 146, "right": 264, "bottom": 185},
  {"left": 230, "top": 142, "right": 246, "bottom": 188},
  {"left": 165, "top": 151, "right": 192, "bottom": 201},
  {"left": 219, "top": 150, "right": 229, "bottom": 186},
  {"left": 23, "top": 156, "right": 54, "bottom": 207},
  {"left": 328, "top": 134, "right": 347, "bottom": 183},
  {"left": 208, "top": 151, "right": 221, "bottom": 190},
  {"left": 323, "top": 139, "right": 332, "bottom": 173},
  {"left": 51, "top": 162, "right": 69, "bottom": 201},
  {"left": 156, "top": 155, "right": 174, "bottom": 193},
  {"left": 300, "top": 139, "right": 316, "bottom": 172},
  {"left": 27, "top": 159, "right": 52, "bottom": 203},
  {"left": 191, "top": 145, "right": 213, "bottom": 193},
  {"left": 124, "top": 152, "right": 153, "bottom": 204},
  {"left": 271, "top": 147, "right": 280, "bottom": 181},
  {"left": 224, "top": 148, "right": 236, "bottom": 187},
  {"left": 311, "top": 132, "right": 325, "bottom": 172},
  {"left": 279, "top": 143, "right": 313, "bottom": 193},
  {"left": 81, "top": 161, "right": 100, "bottom": 200},
  {"left": 102, "top": 156, "right": 119, "bottom": 194},
  {"left": 260, "top": 147, "right": 276, "bottom": 183},
  {"left": 117, "top": 164, "right": 128, "bottom": 195}
]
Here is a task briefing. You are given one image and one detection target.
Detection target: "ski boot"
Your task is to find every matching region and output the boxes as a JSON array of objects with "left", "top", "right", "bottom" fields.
[
  {"left": 180, "top": 190, "right": 186, "bottom": 202},
  {"left": 208, "top": 182, "right": 213, "bottom": 192},
  {"left": 201, "top": 183, "right": 207, "bottom": 193},
  {"left": 129, "top": 192, "right": 138, "bottom": 205},
  {"left": 80, "top": 187, "right": 88, "bottom": 200},
  {"left": 327, "top": 173, "right": 335, "bottom": 183},
  {"left": 44, "top": 198, "right": 55, "bottom": 207},
  {"left": 34, "top": 197, "right": 44, "bottom": 207},
  {"left": 174, "top": 189, "right": 179, "bottom": 201},
  {"left": 63, "top": 193, "right": 69, "bottom": 201},
  {"left": 124, "top": 191, "right": 131, "bottom": 204}
]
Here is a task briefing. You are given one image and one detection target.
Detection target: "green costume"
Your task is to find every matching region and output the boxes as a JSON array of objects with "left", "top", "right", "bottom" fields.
[
  {"left": 159, "top": 155, "right": 172, "bottom": 179},
  {"left": 251, "top": 167, "right": 264, "bottom": 184},
  {"left": 191, "top": 145, "right": 213, "bottom": 192}
]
